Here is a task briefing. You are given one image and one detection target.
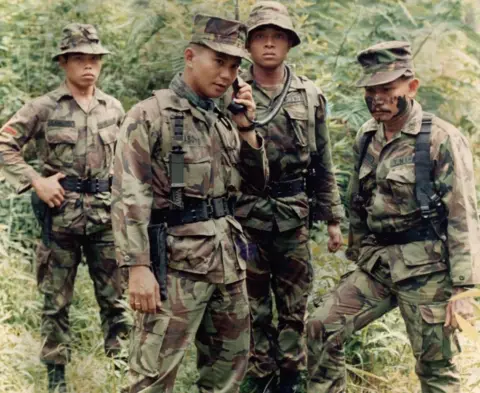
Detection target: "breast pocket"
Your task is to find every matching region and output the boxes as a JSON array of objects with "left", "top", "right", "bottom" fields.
[
  {"left": 163, "top": 146, "right": 212, "bottom": 197},
  {"left": 45, "top": 126, "right": 78, "bottom": 168},
  {"left": 98, "top": 125, "right": 118, "bottom": 170},
  {"left": 284, "top": 105, "right": 309, "bottom": 153},
  {"left": 385, "top": 164, "right": 417, "bottom": 213}
]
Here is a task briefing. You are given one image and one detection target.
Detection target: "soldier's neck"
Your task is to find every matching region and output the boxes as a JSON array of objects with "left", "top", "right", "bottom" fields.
[
  {"left": 66, "top": 80, "right": 95, "bottom": 112},
  {"left": 66, "top": 80, "right": 95, "bottom": 100},
  {"left": 252, "top": 63, "right": 285, "bottom": 87}
]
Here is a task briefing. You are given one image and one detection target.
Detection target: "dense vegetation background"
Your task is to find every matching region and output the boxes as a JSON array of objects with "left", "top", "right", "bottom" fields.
[{"left": 1, "top": 0, "right": 480, "bottom": 392}]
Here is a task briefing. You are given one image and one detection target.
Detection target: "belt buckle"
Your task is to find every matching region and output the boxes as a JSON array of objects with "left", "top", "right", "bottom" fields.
[
  {"left": 76, "top": 178, "right": 83, "bottom": 192},
  {"left": 205, "top": 199, "right": 214, "bottom": 219}
]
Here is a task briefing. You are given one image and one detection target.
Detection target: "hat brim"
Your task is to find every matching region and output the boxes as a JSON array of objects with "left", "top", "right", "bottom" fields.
[
  {"left": 199, "top": 41, "right": 249, "bottom": 59},
  {"left": 52, "top": 43, "right": 111, "bottom": 61},
  {"left": 247, "top": 22, "right": 301, "bottom": 47},
  {"left": 356, "top": 68, "right": 410, "bottom": 88}
]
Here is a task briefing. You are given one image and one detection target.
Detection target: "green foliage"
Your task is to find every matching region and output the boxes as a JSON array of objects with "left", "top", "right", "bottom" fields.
[{"left": 1, "top": 0, "right": 480, "bottom": 392}]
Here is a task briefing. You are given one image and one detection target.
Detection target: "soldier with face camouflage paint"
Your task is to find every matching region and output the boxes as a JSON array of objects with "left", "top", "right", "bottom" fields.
[
  {"left": 234, "top": 3, "right": 344, "bottom": 393},
  {"left": 307, "top": 41, "right": 480, "bottom": 393},
  {"left": 112, "top": 14, "right": 269, "bottom": 393},
  {"left": 0, "top": 23, "right": 128, "bottom": 393}
]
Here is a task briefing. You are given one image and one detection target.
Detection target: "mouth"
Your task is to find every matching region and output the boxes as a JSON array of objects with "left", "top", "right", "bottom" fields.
[
  {"left": 83, "top": 73, "right": 95, "bottom": 78},
  {"left": 214, "top": 83, "right": 227, "bottom": 90},
  {"left": 263, "top": 53, "right": 276, "bottom": 57}
]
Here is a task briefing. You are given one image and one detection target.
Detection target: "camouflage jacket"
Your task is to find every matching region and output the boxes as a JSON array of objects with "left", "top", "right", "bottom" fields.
[
  {"left": 347, "top": 101, "right": 480, "bottom": 286},
  {"left": 112, "top": 74, "right": 269, "bottom": 284},
  {"left": 234, "top": 66, "right": 344, "bottom": 232},
  {"left": 0, "top": 83, "right": 124, "bottom": 234}
]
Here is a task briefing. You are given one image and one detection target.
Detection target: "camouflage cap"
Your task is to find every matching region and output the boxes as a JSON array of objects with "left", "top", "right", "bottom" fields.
[
  {"left": 190, "top": 14, "right": 249, "bottom": 59},
  {"left": 356, "top": 41, "right": 414, "bottom": 87},
  {"left": 246, "top": 1, "right": 300, "bottom": 47},
  {"left": 52, "top": 23, "right": 110, "bottom": 61}
]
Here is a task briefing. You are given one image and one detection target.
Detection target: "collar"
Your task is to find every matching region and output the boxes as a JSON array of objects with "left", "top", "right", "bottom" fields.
[
  {"left": 169, "top": 73, "right": 216, "bottom": 112},
  {"left": 49, "top": 82, "right": 107, "bottom": 103}
]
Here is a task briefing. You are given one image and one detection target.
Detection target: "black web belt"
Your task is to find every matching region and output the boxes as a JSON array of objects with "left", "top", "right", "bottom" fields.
[
  {"left": 247, "top": 177, "right": 305, "bottom": 198},
  {"left": 59, "top": 176, "right": 112, "bottom": 193},
  {"left": 372, "top": 225, "right": 440, "bottom": 246},
  {"left": 151, "top": 196, "right": 235, "bottom": 227}
]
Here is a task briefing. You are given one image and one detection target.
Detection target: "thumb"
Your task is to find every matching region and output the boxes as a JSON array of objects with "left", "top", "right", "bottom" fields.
[
  {"left": 444, "top": 304, "right": 452, "bottom": 327},
  {"left": 54, "top": 172, "right": 66, "bottom": 179}
]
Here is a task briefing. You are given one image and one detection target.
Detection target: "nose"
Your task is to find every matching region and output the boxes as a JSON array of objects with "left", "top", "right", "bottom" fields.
[
  {"left": 219, "top": 66, "right": 234, "bottom": 82},
  {"left": 265, "top": 35, "right": 274, "bottom": 47}
]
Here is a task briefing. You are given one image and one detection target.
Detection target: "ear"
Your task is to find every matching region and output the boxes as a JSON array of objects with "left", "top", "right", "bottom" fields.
[
  {"left": 58, "top": 56, "right": 67, "bottom": 70},
  {"left": 184, "top": 47, "right": 195, "bottom": 68},
  {"left": 407, "top": 78, "right": 420, "bottom": 98}
]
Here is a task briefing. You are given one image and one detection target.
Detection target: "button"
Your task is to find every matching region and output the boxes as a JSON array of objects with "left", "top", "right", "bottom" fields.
[{"left": 459, "top": 276, "right": 465, "bottom": 281}]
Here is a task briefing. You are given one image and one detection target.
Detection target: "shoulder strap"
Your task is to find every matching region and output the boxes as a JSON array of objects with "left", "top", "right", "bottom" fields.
[
  {"left": 355, "top": 131, "right": 375, "bottom": 173},
  {"left": 153, "top": 89, "right": 186, "bottom": 210},
  {"left": 299, "top": 76, "right": 320, "bottom": 153},
  {"left": 415, "top": 112, "right": 436, "bottom": 218}
]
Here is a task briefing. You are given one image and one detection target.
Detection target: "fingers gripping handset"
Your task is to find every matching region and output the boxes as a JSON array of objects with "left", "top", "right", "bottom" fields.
[{"left": 227, "top": 78, "right": 247, "bottom": 115}]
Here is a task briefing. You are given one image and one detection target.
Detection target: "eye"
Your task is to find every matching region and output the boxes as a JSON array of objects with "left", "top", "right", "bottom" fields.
[{"left": 215, "top": 58, "right": 225, "bottom": 66}]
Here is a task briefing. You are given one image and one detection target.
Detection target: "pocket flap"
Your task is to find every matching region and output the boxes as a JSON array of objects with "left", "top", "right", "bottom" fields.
[
  {"left": 400, "top": 240, "right": 447, "bottom": 267},
  {"left": 98, "top": 126, "right": 117, "bottom": 145},
  {"left": 386, "top": 164, "right": 415, "bottom": 183},
  {"left": 284, "top": 105, "right": 308, "bottom": 120},
  {"left": 419, "top": 303, "right": 447, "bottom": 324},
  {"left": 46, "top": 127, "right": 78, "bottom": 144},
  {"left": 167, "top": 220, "right": 216, "bottom": 236}
]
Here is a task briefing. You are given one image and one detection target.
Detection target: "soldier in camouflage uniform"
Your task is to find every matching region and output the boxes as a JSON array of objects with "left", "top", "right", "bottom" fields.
[
  {"left": 112, "top": 14, "right": 269, "bottom": 393},
  {"left": 235, "top": 3, "right": 344, "bottom": 393},
  {"left": 307, "top": 41, "right": 480, "bottom": 393},
  {"left": 0, "top": 24, "right": 128, "bottom": 392}
]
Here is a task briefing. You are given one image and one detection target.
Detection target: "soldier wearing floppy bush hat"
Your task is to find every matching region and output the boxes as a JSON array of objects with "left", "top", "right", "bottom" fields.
[
  {"left": 236, "top": 2, "right": 344, "bottom": 393},
  {"left": 0, "top": 23, "right": 126, "bottom": 393}
]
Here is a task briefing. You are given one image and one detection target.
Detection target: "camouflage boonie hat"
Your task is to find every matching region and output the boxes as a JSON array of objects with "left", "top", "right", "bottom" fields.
[
  {"left": 52, "top": 23, "right": 110, "bottom": 61},
  {"left": 246, "top": 1, "right": 300, "bottom": 47},
  {"left": 356, "top": 41, "right": 414, "bottom": 87},
  {"left": 190, "top": 14, "right": 249, "bottom": 58}
]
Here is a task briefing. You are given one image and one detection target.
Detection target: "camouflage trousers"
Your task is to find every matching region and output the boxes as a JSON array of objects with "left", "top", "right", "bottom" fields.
[
  {"left": 36, "top": 229, "right": 128, "bottom": 365},
  {"left": 242, "top": 225, "right": 313, "bottom": 378},
  {"left": 307, "top": 257, "right": 461, "bottom": 393},
  {"left": 127, "top": 270, "right": 250, "bottom": 393}
]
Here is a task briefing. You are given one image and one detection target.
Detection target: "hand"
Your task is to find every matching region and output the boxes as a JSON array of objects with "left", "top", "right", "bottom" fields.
[
  {"left": 129, "top": 265, "right": 162, "bottom": 313},
  {"left": 230, "top": 78, "right": 256, "bottom": 129},
  {"left": 327, "top": 222, "right": 343, "bottom": 253},
  {"left": 32, "top": 173, "right": 66, "bottom": 208},
  {"left": 445, "top": 287, "right": 474, "bottom": 330}
]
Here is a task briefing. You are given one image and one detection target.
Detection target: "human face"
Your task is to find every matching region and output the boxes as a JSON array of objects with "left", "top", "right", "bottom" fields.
[
  {"left": 247, "top": 26, "right": 291, "bottom": 69},
  {"left": 187, "top": 46, "right": 241, "bottom": 98},
  {"left": 60, "top": 53, "right": 102, "bottom": 89},
  {"left": 364, "top": 77, "right": 419, "bottom": 122}
]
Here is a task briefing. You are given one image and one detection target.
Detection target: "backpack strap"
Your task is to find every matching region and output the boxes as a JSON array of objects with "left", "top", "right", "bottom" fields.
[
  {"left": 414, "top": 112, "right": 443, "bottom": 219},
  {"left": 299, "top": 76, "right": 320, "bottom": 153},
  {"left": 355, "top": 131, "right": 375, "bottom": 173},
  {"left": 153, "top": 90, "right": 186, "bottom": 210}
]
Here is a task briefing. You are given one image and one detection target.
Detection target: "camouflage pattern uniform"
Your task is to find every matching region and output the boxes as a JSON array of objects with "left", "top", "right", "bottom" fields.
[
  {"left": 0, "top": 24, "right": 128, "bottom": 366},
  {"left": 307, "top": 42, "right": 480, "bottom": 393},
  {"left": 236, "top": 2, "right": 344, "bottom": 391},
  {"left": 112, "top": 15, "right": 269, "bottom": 393}
]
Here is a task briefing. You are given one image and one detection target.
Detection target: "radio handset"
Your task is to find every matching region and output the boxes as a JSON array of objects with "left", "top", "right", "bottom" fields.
[{"left": 227, "top": 78, "right": 247, "bottom": 115}]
